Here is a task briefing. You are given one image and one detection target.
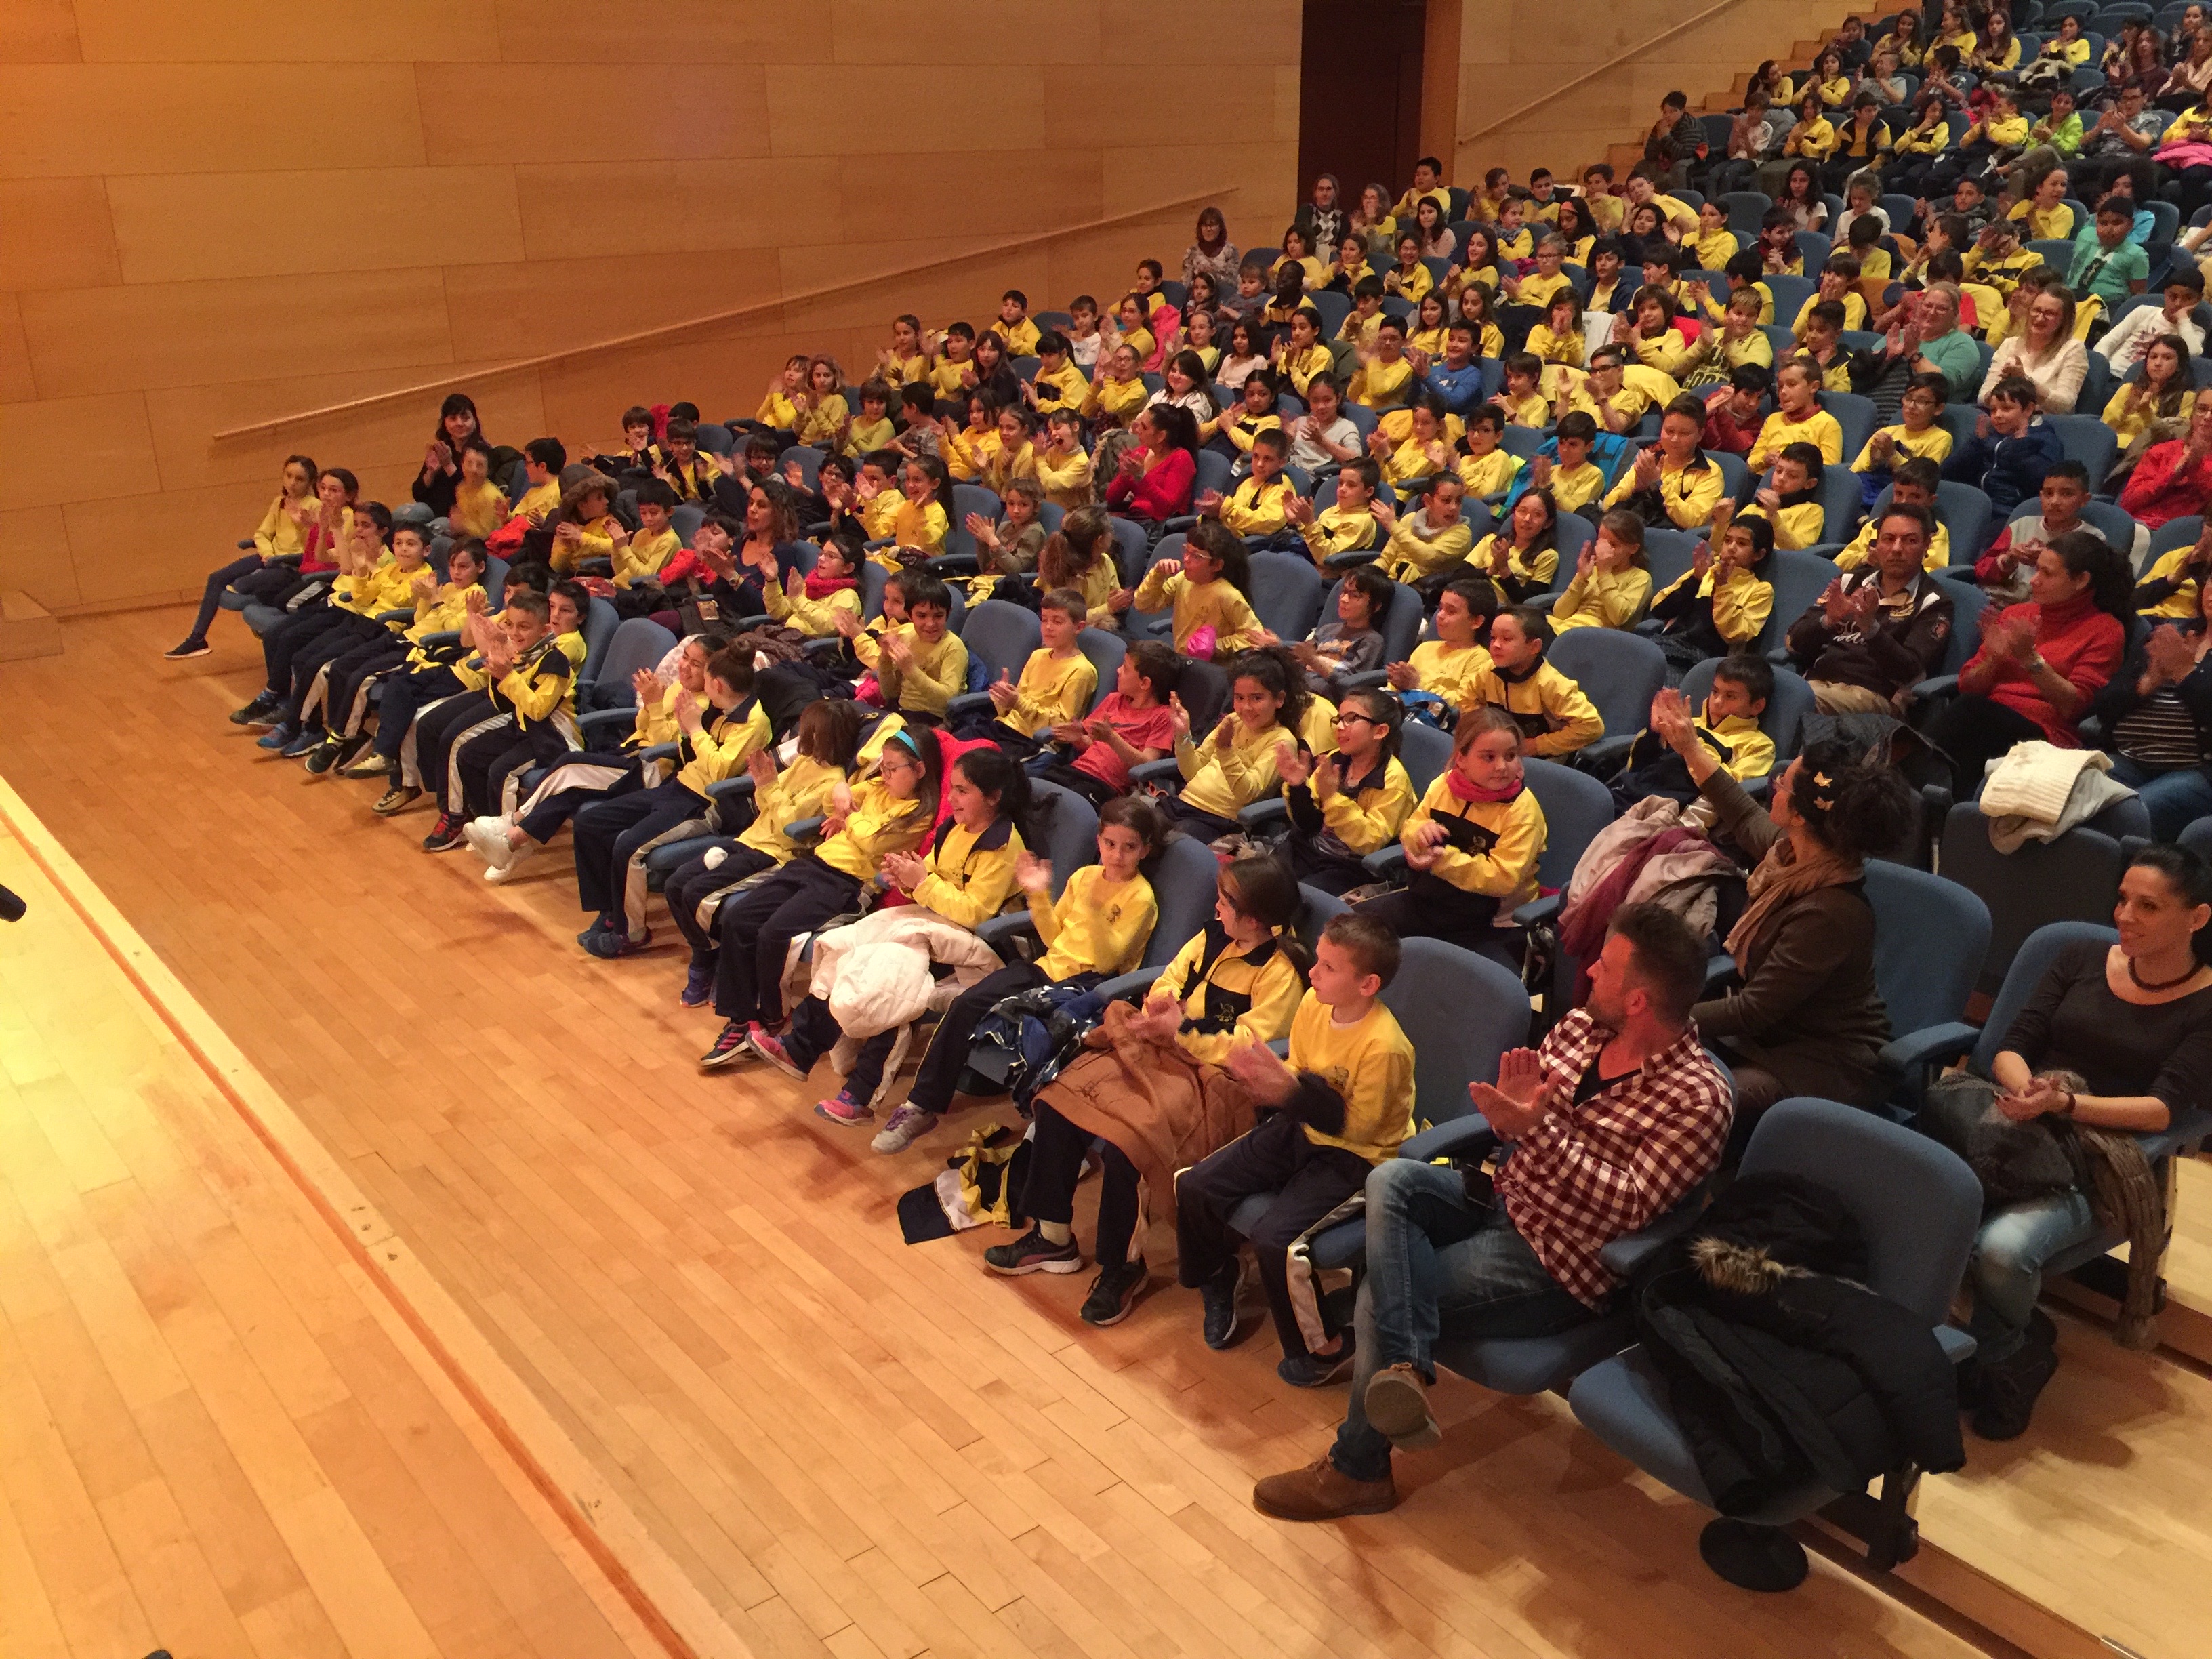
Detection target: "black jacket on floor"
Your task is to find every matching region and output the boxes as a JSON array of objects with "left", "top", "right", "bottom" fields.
[{"left": 1630, "top": 1172, "right": 1964, "bottom": 1517}]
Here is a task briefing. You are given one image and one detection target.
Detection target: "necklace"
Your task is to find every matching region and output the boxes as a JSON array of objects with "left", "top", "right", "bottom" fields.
[{"left": 2129, "top": 955, "right": 2203, "bottom": 992}]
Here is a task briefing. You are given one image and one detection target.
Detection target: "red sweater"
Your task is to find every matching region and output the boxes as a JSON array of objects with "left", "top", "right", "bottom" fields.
[
  {"left": 1963, "top": 593, "right": 2125, "bottom": 745},
  {"left": 1106, "top": 447, "right": 1196, "bottom": 520},
  {"left": 2118, "top": 438, "right": 2212, "bottom": 529}
]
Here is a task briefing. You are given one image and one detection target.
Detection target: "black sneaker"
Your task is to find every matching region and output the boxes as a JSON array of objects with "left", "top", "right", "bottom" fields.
[
  {"left": 1969, "top": 1340, "right": 2060, "bottom": 1441},
  {"left": 1200, "top": 1258, "right": 1247, "bottom": 1349},
  {"left": 1277, "top": 1344, "right": 1356, "bottom": 1387},
  {"left": 699, "top": 1020, "right": 753, "bottom": 1069},
  {"left": 421, "top": 813, "right": 465, "bottom": 853},
  {"left": 982, "top": 1227, "right": 1083, "bottom": 1276},
  {"left": 1079, "top": 1261, "right": 1147, "bottom": 1325},
  {"left": 164, "top": 638, "right": 211, "bottom": 660},
  {"left": 302, "top": 740, "right": 342, "bottom": 775},
  {"left": 229, "top": 692, "right": 278, "bottom": 725}
]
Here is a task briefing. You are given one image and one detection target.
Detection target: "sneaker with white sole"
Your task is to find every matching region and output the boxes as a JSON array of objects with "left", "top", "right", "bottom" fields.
[
  {"left": 982, "top": 1227, "right": 1083, "bottom": 1275},
  {"left": 813, "top": 1088, "right": 873, "bottom": 1125},
  {"left": 699, "top": 1020, "right": 752, "bottom": 1069},
  {"left": 869, "top": 1104, "right": 939, "bottom": 1153},
  {"left": 1080, "top": 1261, "right": 1147, "bottom": 1325},
  {"left": 483, "top": 838, "right": 537, "bottom": 883},
  {"left": 747, "top": 1023, "right": 805, "bottom": 1080}
]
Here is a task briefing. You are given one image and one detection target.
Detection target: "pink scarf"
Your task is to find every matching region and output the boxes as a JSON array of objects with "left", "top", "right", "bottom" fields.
[{"left": 1447, "top": 771, "right": 1523, "bottom": 804}]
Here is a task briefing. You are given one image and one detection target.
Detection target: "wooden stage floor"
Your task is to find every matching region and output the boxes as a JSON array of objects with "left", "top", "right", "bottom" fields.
[{"left": 3, "top": 606, "right": 2209, "bottom": 1659}]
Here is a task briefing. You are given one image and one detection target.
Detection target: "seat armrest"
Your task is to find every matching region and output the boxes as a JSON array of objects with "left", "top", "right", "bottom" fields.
[
  {"left": 783, "top": 815, "right": 826, "bottom": 840},
  {"left": 236, "top": 537, "right": 258, "bottom": 550},
  {"left": 416, "top": 630, "right": 462, "bottom": 650},
  {"left": 1128, "top": 757, "right": 1182, "bottom": 789},
  {"left": 1159, "top": 515, "right": 1199, "bottom": 536},
  {"left": 1934, "top": 1325, "right": 1978, "bottom": 1365},
  {"left": 577, "top": 707, "right": 638, "bottom": 743},
  {"left": 575, "top": 556, "right": 613, "bottom": 577},
  {"left": 1581, "top": 734, "right": 1634, "bottom": 771},
  {"left": 1903, "top": 673, "right": 1959, "bottom": 706},
  {"left": 977, "top": 912, "right": 1039, "bottom": 962},
  {"left": 945, "top": 691, "right": 996, "bottom": 722},
  {"left": 1704, "top": 952, "right": 1737, "bottom": 993},
  {"left": 1399, "top": 1116, "right": 1499, "bottom": 1163},
  {"left": 705, "top": 775, "right": 756, "bottom": 803},
  {"left": 1237, "top": 798, "right": 1290, "bottom": 833},
  {"left": 1880, "top": 1021, "right": 1980, "bottom": 1086},
  {"left": 1336, "top": 670, "right": 1389, "bottom": 691},
  {"left": 1511, "top": 892, "right": 1560, "bottom": 929},
  {"left": 1323, "top": 549, "right": 1380, "bottom": 571},
  {"left": 925, "top": 552, "right": 980, "bottom": 576},
  {"left": 801, "top": 635, "right": 846, "bottom": 658},
  {"left": 1266, "top": 1037, "right": 1291, "bottom": 1058},
  {"left": 374, "top": 607, "right": 414, "bottom": 625},
  {"left": 1597, "top": 1180, "right": 1713, "bottom": 1277},
  {"left": 1361, "top": 843, "right": 1408, "bottom": 880},
  {"left": 1091, "top": 966, "right": 1164, "bottom": 1004},
  {"left": 637, "top": 743, "right": 679, "bottom": 764}
]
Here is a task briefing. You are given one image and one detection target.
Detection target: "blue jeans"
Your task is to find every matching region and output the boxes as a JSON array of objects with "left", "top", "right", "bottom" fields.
[
  {"left": 2106, "top": 755, "right": 2212, "bottom": 842},
  {"left": 185, "top": 552, "right": 265, "bottom": 644},
  {"left": 1330, "top": 1159, "right": 1593, "bottom": 1481},
  {"left": 1967, "top": 1189, "right": 2098, "bottom": 1363}
]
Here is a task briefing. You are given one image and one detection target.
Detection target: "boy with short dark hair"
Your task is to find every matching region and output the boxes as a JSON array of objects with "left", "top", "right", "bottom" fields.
[
  {"left": 1176, "top": 913, "right": 1415, "bottom": 1384},
  {"left": 1204, "top": 428, "right": 1298, "bottom": 546},
  {"left": 1741, "top": 440, "right": 1828, "bottom": 548},
  {"left": 653, "top": 418, "right": 720, "bottom": 504},
  {"left": 836, "top": 571, "right": 970, "bottom": 721},
  {"left": 997, "top": 289, "right": 1041, "bottom": 358}
]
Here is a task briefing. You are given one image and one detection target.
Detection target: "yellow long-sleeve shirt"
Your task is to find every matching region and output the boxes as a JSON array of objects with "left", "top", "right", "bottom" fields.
[
  {"left": 844, "top": 415, "right": 897, "bottom": 458},
  {"left": 1279, "top": 343, "right": 1336, "bottom": 395},
  {"left": 1406, "top": 639, "right": 1492, "bottom": 708},
  {"left": 1550, "top": 563, "right": 1654, "bottom": 632},
  {"left": 1376, "top": 513, "right": 1475, "bottom": 582},
  {"left": 2137, "top": 546, "right": 2207, "bottom": 620},
  {"left": 1032, "top": 360, "right": 1091, "bottom": 413},
  {"left": 1602, "top": 453, "right": 1728, "bottom": 529},
  {"left": 614, "top": 525, "right": 680, "bottom": 588},
  {"left": 631, "top": 682, "right": 683, "bottom": 749},
  {"left": 1298, "top": 504, "right": 1378, "bottom": 564},
  {"left": 449, "top": 479, "right": 508, "bottom": 539},
  {"left": 756, "top": 388, "right": 800, "bottom": 428},
  {"left": 1034, "top": 445, "right": 1094, "bottom": 509},
  {"left": 794, "top": 394, "right": 851, "bottom": 450},
  {"left": 251, "top": 493, "right": 312, "bottom": 558},
  {"left": 2102, "top": 384, "right": 2196, "bottom": 451},
  {"left": 984, "top": 441, "right": 1040, "bottom": 497},
  {"left": 1697, "top": 709, "right": 1776, "bottom": 783},
  {"left": 1029, "top": 865, "right": 1157, "bottom": 982},
  {"left": 1649, "top": 565, "right": 1774, "bottom": 646},
  {"left": 998, "top": 647, "right": 1097, "bottom": 735},
  {"left": 1738, "top": 497, "right": 1825, "bottom": 551},
  {"left": 1466, "top": 661, "right": 1604, "bottom": 756},
  {"left": 853, "top": 623, "right": 970, "bottom": 718},
  {"left": 764, "top": 573, "right": 863, "bottom": 637},
  {"left": 1217, "top": 475, "right": 1297, "bottom": 537},
  {"left": 998, "top": 316, "right": 1042, "bottom": 357},
  {"left": 1457, "top": 449, "right": 1523, "bottom": 501},
  {"left": 1746, "top": 408, "right": 1845, "bottom": 470},
  {"left": 674, "top": 699, "right": 771, "bottom": 796},
  {"left": 455, "top": 634, "right": 577, "bottom": 729},
  {"left": 401, "top": 579, "right": 476, "bottom": 666},
  {"left": 1285, "top": 994, "right": 1418, "bottom": 1162},
  {"left": 1088, "top": 375, "right": 1150, "bottom": 427},
  {"left": 1466, "top": 533, "right": 1557, "bottom": 595},
  {"left": 1175, "top": 719, "right": 1298, "bottom": 819},
  {"left": 909, "top": 818, "right": 1025, "bottom": 928},
  {"left": 1523, "top": 322, "right": 1586, "bottom": 368},
  {"left": 1153, "top": 926, "right": 1307, "bottom": 1067},
  {"left": 1348, "top": 356, "right": 1418, "bottom": 411},
  {"left": 814, "top": 776, "right": 930, "bottom": 883},
  {"left": 1287, "top": 754, "right": 1416, "bottom": 855},
  {"left": 1218, "top": 411, "right": 1283, "bottom": 456},
  {"left": 737, "top": 756, "right": 847, "bottom": 865},
  {"left": 1851, "top": 424, "right": 1955, "bottom": 472},
  {"left": 1378, "top": 429, "right": 1454, "bottom": 485},
  {"left": 335, "top": 556, "right": 421, "bottom": 619},
  {"left": 1400, "top": 776, "right": 1547, "bottom": 908},
  {"left": 1543, "top": 460, "right": 1609, "bottom": 516},
  {"left": 1132, "top": 567, "right": 1263, "bottom": 655}
]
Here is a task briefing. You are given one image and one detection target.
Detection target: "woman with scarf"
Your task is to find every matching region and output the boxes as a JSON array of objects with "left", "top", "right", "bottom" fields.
[
  {"left": 1647, "top": 691, "right": 1917, "bottom": 1131},
  {"left": 1928, "top": 531, "right": 2132, "bottom": 797},
  {"left": 1183, "top": 205, "right": 1242, "bottom": 294}
]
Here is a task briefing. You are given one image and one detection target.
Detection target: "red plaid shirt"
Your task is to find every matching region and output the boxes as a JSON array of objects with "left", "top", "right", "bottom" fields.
[{"left": 1493, "top": 1010, "right": 1733, "bottom": 1306}]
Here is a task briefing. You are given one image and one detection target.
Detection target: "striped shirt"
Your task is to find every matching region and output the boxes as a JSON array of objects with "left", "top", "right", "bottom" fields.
[{"left": 1494, "top": 1010, "right": 1734, "bottom": 1305}]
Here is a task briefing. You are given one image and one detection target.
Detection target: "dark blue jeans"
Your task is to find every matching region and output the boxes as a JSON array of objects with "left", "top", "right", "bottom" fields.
[
  {"left": 186, "top": 552, "right": 266, "bottom": 644},
  {"left": 1330, "top": 1159, "right": 1593, "bottom": 1481}
]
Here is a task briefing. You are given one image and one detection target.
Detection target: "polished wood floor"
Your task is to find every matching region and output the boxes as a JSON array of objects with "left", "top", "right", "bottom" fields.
[{"left": 6, "top": 605, "right": 2209, "bottom": 1659}]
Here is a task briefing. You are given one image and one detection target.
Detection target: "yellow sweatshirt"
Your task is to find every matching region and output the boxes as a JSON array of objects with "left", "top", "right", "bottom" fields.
[
  {"left": 1467, "top": 533, "right": 1558, "bottom": 595},
  {"left": 764, "top": 573, "right": 863, "bottom": 638},
  {"left": 738, "top": 756, "right": 847, "bottom": 865},
  {"left": 1400, "top": 776, "right": 1547, "bottom": 909},
  {"left": 998, "top": 647, "right": 1098, "bottom": 735},
  {"left": 1407, "top": 639, "right": 1493, "bottom": 708},
  {"left": 1286, "top": 994, "right": 1418, "bottom": 1162},
  {"left": 449, "top": 479, "right": 508, "bottom": 539},
  {"left": 1551, "top": 563, "right": 1654, "bottom": 632},
  {"left": 1030, "top": 865, "right": 1158, "bottom": 982},
  {"left": 335, "top": 555, "right": 422, "bottom": 619},
  {"left": 674, "top": 699, "right": 771, "bottom": 796},
  {"left": 1458, "top": 449, "right": 1523, "bottom": 502},
  {"left": 1602, "top": 453, "right": 1729, "bottom": 529},
  {"left": 1034, "top": 445, "right": 1095, "bottom": 510},
  {"left": 1650, "top": 564, "right": 1774, "bottom": 646},
  {"left": 251, "top": 493, "right": 311, "bottom": 558},
  {"left": 1376, "top": 513, "right": 1475, "bottom": 582},
  {"left": 814, "top": 777, "right": 929, "bottom": 883},
  {"left": 1132, "top": 567, "right": 1263, "bottom": 655},
  {"left": 1466, "top": 661, "right": 1604, "bottom": 755},
  {"left": 1836, "top": 516, "right": 1950, "bottom": 571},
  {"left": 614, "top": 525, "right": 680, "bottom": 589},
  {"left": 1153, "top": 927, "right": 1307, "bottom": 1067},
  {"left": 853, "top": 623, "right": 970, "bottom": 718},
  {"left": 1218, "top": 475, "right": 1297, "bottom": 537},
  {"left": 909, "top": 818, "right": 1025, "bottom": 928},
  {"left": 1298, "top": 505, "right": 1379, "bottom": 564},
  {"left": 1176, "top": 718, "right": 1300, "bottom": 819},
  {"left": 794, "top": 394, "right": 850, "bottom": 451},
  {"left": 1288, "top": 754, "right": 1417, "bottom": 855},
  {"left": 1747, "top": 408, "right": 1845, "bottom": 470}
]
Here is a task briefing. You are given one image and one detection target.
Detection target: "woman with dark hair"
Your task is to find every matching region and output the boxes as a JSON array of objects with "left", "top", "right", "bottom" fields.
[
  {"left": 1945, "top": 844, "right": 2212, "bottom": 1438},
  {"left": 1649, "top": 693, "right": 1917, "bottom": 1124},
  {"left": 1105, "top": 404, "right": 1200, "bottom": 532},
  {"left": 1929, "top": 531, "right": 2133, "bottom": 794},
  {"left": 2095, "top": 571, "right": 2212, "bottom": 837},
  {"left": 1184, "top": 205, "right": 1242, "bottom": 291},
  {"left": 411, "top": 393, "right": 485, "bottom": 518}
]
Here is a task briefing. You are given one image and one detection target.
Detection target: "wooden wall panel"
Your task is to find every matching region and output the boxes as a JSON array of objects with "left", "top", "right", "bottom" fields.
[
  {"left": 4, "top": 0, "right": 1303, "bottom": 612},
  {"left": 18, "top": 270, "right": 455, "bottom": 399},
  {"left": 0, "top": 395, "right": 157, "bottom": 512},
  {"left": 0, "top": 66, "right": 427, "bottom": 177},
  {"left": 104, "top": 169, "right": 525, "bottom": 285},
  {"left": 413, "top": 66, "right": 770, "bottom": 165}
]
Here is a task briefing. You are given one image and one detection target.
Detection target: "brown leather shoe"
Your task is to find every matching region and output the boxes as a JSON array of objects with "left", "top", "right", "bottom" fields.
[
  {"left": 1364, "top": 1361, "right": 1441, "bottom": 1450},
  {"left": 1252, "top": 1456, "right": 1398, "bottom": 1521}
]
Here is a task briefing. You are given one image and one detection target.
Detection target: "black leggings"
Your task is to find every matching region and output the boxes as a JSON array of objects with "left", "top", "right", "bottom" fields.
[
  {"left": 185, "top": 552, "right": 264, "bottom": 645},
  {"left": 712, "top": 856, "right": 864, "bottom": 1025},
  {"left": 1021, "top": 1100, "right": 1144, "bottom": 1267},
  {"left": 1927, "top": 693, "right": 2047, "bottom": 797},
  {"left": 902, "top": 961, "right": 1051, "bottom": 1115}
]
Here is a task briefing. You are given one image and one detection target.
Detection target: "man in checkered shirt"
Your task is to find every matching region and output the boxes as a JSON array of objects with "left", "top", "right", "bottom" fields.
[{"left": 1254, "top": 903, "right": 1734, "bottom": 1521}]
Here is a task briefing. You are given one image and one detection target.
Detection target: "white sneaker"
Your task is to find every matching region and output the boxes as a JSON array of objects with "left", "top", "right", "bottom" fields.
[
  {"left": 483, "top": 835, "right": 536, "bottom": 882},
  {"left": 870, "top": 1103, "right": 939, "bottom": 1153},
  {"left": 462, "top": 817, "right": 502, "bottom": 860}
]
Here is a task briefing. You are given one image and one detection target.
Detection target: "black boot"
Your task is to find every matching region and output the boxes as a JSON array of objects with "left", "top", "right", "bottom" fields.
[{"left": 1970, "top": 1322, "right": 2058, "bottom": 1441}]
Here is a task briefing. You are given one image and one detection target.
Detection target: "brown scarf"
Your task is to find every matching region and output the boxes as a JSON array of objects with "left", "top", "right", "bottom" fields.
[{"left": 1724, "top": 834, "right": 1860, "bottom": 975}]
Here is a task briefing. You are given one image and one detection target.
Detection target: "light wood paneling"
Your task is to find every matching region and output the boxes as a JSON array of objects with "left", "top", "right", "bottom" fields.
[
  {"left": 0, "top": 394, "right": 158, "bottom": 512},
  {"left": 105, "top": 167, "right": 527, "bottom": 284},
  {"left": 68, "top": 0, "right": 498, "bottom": 62},
  {"left": 0, "top": 1, "right": 80, "bottom": 63},
  {"left": 0, "top": 296, "right": 36, "bottom": 406},
  {"left": 415, "top": 66, "right": 771, "bottom": 165},
  {"left": 512, "top": 159, "right": 842, "bottom": 260},
  {"left": 441, "top": 251, "right": 783, "bottom": 363},
  {"left": 0, "top": 65, "right": 428, "bottom": 177},
  {"left": 764, "top": 66, "right": 1043, "bottom": 157},
  {"left": 836, "top": 151, "right": 1105, "bottom": 244},
  {"left": 19, "top": 269, "right": 456, "bottom": 399},
  {"left": 1042, "top": 66, "right": 1300, "bottom": 150},
  {"left": 0, "top": 508, "right": 74, "bottom": 609},
  {"left": 826, "top": 0, "right": 1106, "bottom": 62},
  {"left": 60, "top": 479, "right": 310, "bottom": 607},
  {"left": 490, "top": 0, "right": 829, "bottom": 63},
  {"left": 0, "top": 180, "right": 123, "bottom": 291}
]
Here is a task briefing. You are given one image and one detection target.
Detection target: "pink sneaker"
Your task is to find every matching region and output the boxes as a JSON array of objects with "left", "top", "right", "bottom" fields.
[
  {"left": 813, "top": 1088, "right": 873, "bottom": 1124},
  {"left": 746, "top": 1022, "right": 804, "bottom": 1080}
]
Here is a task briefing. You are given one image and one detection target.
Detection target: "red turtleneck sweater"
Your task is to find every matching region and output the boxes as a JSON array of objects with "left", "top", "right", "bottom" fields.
[{"left": 1965, "top": 592, "right": 2125, "bottom": 745}]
